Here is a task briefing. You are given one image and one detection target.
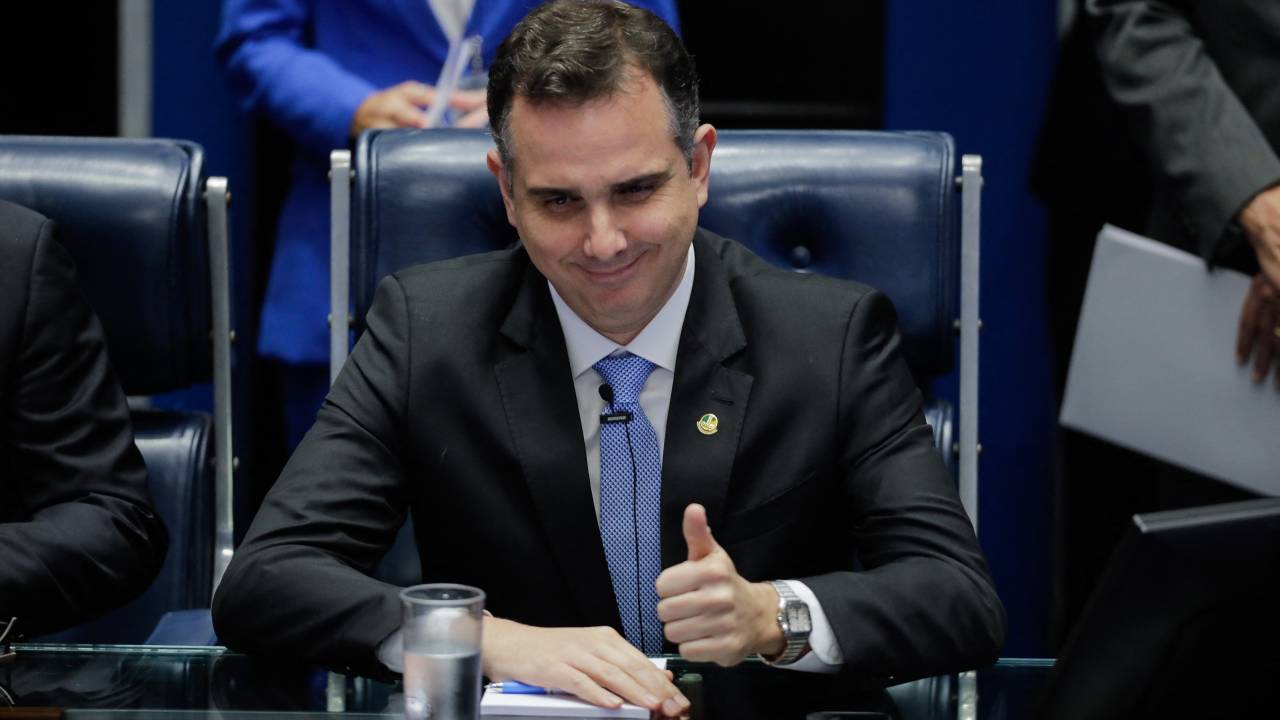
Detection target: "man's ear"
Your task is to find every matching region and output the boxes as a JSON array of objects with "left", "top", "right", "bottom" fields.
[
  {"left": 487, "top": 148, "right": 518, "bottom": 226},
  {"left": 690, "top": 124, "right": 717, "bottom": 208}
]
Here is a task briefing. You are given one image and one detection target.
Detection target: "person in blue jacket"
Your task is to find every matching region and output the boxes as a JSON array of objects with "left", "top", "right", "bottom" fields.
[{"left": 215, "top": 0, "right": 681, "bottom": 448}]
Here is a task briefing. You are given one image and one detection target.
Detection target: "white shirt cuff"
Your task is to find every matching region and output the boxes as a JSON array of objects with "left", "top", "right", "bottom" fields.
[
  {"left": 377, "top": 628, "right": 404, "bottom": 673},
  {"left": 770, "top": 580, "right": 843, "bottom": 673}
]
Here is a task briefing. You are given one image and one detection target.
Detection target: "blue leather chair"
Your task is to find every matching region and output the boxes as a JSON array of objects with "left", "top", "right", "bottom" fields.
[
  {"left": 0, "top": 136, "right": 235, "bottom": 644},
  {"left": 329, "top": 128, "right": 984, "bottom": 587}
]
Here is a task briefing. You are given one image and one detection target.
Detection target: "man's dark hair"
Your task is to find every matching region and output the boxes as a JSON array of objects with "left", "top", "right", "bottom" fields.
[{"left": 487, "top": 0, "right": 700, "bottom": 170}]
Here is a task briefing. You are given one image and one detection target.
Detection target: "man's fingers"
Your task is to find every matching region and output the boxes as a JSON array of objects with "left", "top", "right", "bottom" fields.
[
  {"left": 573, "top": 654, "right": 661, "bottom": 710},
  {"left": 663, "top": 613, "right": 734, "bottom": 645},
  {"left": 392, "top": 80, "right": 437, "bottom": 107},
  {"left": 387, "top": 97, "right": 429, "bottom": 128},
  {"left": 677, "top": 637, "right": 741, "bottom": 667},
  {"left": 1238, "top": 277, "right": 1262, "bottom": 363},
  {"left": 655, "top": 589, "right": 699, "bottom": 623},
  {"left": 656, "top": 582, "right": 733, "bottom": 622},
  {"left": 655, "top": 552, "right": 733, "bottom": 599},
  {"left": 683, "top": 503, "right": 716, "bottom": 561},
  {"left": 454, "top": 106, "right": 490, "bottom": 129},
  {"left": 589, "top": 644, "right": 682, "bottom": 711},
  {"left": 554, "top": 665, "right": 624, "bottom": 709},
  {"left": 449, "top": 88, "right": 487, "bottom": 111},
  {"left": 1252, "top": 301, "right": 1276, "bottom": 383}
]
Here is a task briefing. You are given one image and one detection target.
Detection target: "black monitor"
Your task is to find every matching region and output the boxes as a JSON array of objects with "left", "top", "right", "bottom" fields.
[{"left": 1040, "top": 497, "right": 1280, "bottom": 719}]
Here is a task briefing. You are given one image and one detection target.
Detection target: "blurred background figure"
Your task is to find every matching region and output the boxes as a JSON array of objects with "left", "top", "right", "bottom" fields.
[
  {"left": 1033, "top": 0, "right": 1278, "bottom": 646},
  {"left": 0, "top": 199, "right": 168, "bottom": 640},
  {"left": 214, "top": 0, "right": 680, "bottom": 452}
]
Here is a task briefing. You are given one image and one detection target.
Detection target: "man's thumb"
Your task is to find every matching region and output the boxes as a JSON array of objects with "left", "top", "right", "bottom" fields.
[{"left": 683, "top": 503, "right": 716, "bottom": 560}]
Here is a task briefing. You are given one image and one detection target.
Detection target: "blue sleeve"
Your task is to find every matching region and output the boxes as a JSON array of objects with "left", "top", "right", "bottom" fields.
[{"left": 215, "top": 0, "right": 377, "bottom": 156}]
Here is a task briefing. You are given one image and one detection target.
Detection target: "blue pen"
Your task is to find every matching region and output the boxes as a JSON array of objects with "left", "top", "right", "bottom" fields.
[{"left": 487, "top": 681, "right": 564, "bottom": 695}]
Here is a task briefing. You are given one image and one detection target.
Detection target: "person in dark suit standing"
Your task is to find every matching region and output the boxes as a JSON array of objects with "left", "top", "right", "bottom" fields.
[
  {"left": 1086, "top": 0, "right": 1280, "bottom": 381},
  {"left": 0, "top": 199, "right": 167, "bottom": 640},
  {"left": 213, "top": 2, "right": 1005, "bottom": 716},
  {"left": 1034, "top": 0, "right": 1279, "bottom": 645}
]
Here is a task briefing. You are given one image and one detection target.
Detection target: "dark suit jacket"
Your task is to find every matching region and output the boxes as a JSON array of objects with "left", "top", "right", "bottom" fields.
[
  {"left": 1086, "top": 0, "right": 1280, "bottom": 262},
  {"left": 214, "top": 230, "right": 1005, "bottom": 681},
  {"left": 0, "top": 199, "right": 167, "bottom": 638}
]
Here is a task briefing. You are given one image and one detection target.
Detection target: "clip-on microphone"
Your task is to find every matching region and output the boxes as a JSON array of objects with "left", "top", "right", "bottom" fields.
[{"left": 599, "top": 384, "right": 631, "bottom": 424}]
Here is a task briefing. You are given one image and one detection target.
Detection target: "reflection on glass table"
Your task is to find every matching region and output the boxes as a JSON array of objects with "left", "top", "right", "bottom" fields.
[{"left": 1, "top": 644, "right": 1062, "bottom": 719}]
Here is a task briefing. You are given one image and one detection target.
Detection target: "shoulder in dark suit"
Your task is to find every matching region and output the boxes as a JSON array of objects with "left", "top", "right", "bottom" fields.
[
  {"left": 214, "top": 229, "right": 1004, "bottom": 682},
  {"left": 0, "top": 199, "right": 167, "bottom": 639},
  {"left": 1084, "top": 0, "right": 1280, "bottom": 261}
]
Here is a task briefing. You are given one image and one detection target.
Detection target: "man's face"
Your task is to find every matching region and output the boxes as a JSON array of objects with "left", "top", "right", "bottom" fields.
[{"left": 488, "top": 71, "right": 716, "bottom": 344}]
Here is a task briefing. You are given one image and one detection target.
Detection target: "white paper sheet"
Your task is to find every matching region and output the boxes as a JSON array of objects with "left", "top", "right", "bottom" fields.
[{"left": 1060, "top": 224, "right": 1280, "bottom": 495}]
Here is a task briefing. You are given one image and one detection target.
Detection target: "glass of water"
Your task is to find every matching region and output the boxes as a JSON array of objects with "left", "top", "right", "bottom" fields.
[{"left": 400, "top": 583, "right": 486, "bottom": 720}]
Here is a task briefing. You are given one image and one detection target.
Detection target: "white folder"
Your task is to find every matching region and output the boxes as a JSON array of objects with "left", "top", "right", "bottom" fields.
[{"left": 1060, "top": 224, "right": 1280, "bottom": 496}]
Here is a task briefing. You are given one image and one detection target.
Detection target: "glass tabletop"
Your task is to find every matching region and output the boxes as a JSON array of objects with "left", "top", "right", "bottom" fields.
[{"left": 0, "top": 644, "right": 1057, "bottom": 719}]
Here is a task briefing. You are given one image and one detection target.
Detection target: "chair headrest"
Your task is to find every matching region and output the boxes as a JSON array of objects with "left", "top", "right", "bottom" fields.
[
  {"left": 353, "top": 129, "right": 957, "bottom": 377},
  {"left": 0, "top": 136, "right": 210, "bottom": 394}
]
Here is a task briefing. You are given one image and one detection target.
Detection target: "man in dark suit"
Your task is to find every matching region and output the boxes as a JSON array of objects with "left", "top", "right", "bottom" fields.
[
  {"left": 0, "top": 199, "right": 168, "bottom": 639},
  {"left": 213, "top": 2, "right": 1004, "bottom": 715}
]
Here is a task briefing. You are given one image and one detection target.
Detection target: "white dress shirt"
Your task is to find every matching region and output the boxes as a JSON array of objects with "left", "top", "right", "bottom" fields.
[{"left": 380, "top": 245, "right": 843, "bottom": 673}]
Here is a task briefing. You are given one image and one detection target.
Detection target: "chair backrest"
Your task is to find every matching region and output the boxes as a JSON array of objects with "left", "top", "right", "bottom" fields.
[
  {"left": 347, "top": 129, "right": 957, "bottom": 380},
  {"left": 0, "top": 136, "right": 229, "bottom": 642},
  {"left": 0, "top": 136, "right": 210, "bottom": 395},
  {"left": 33, "top": 411, "right": 214, "bottom": 644},
  {"left": 337, "top": 129, "right": 979, "bottom": 582}
]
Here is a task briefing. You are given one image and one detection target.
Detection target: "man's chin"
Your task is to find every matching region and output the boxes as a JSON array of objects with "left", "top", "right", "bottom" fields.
[{"left": 580, "top": 301, "right": 654, "bottom": 339}]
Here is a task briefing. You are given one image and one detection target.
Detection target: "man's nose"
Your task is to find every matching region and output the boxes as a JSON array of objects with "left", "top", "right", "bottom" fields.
[{"left": 582, "top": 205, "right": 627, "bottom": 259}]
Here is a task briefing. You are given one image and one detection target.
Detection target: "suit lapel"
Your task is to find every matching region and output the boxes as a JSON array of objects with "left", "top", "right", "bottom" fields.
[
  {"left": 494, "top": 260, "right": 621, "bottom": 630},
  {"left": 661, "top": 232, "right": 753, "bottom": 570}
]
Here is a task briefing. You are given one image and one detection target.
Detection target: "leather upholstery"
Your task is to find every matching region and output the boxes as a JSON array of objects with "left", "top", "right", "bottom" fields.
[
  {"left": 0, "top": 136, "right": 211, "bottom": 396},
  {"left": 37, "top": 411, "right": 213, "bottom": 643},
  {"left": 134, "top": 410, "right": 214, "bottom": 613},
  {"left": 922, "top": 399, "right": 955, "bottom": 472},
  {"left": 351, "top": 128, "right": 957, "bottom": 379},
  {"left": 0, "top": 137, "right": 216, "bottom": 643}
]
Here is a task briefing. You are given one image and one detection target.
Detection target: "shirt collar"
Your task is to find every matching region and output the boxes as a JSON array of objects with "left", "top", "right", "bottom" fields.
[{"left": 549, "top": 244, "right": 695, "bottom": 377}]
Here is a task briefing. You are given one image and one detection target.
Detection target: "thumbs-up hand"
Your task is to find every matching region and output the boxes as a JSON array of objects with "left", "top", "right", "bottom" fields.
[
  {"left": 654, "top": 504, "right": 786, "bottom": 666},
  {"left": 682, "top": 502, "right": 717, "bottom": 561}
]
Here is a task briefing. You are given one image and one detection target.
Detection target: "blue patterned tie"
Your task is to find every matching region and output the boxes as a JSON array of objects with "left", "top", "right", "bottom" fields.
[{"left": 593, "top": 352, "right": 664, "bottom": 655}]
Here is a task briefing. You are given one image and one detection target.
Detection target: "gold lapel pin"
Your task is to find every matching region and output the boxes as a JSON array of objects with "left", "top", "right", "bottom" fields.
[{"left": 696, "top": 413, "right": 719, "bottom": 435}]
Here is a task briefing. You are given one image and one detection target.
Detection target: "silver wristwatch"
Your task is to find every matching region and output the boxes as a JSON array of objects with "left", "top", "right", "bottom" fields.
[{"left": 765, "top": 580, "right": 811, "bottom": 664}]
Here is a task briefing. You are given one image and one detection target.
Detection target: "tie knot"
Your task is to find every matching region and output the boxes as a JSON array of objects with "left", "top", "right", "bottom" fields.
[{"left": 593, "top": 352, "right": 655, "bottom": 404}]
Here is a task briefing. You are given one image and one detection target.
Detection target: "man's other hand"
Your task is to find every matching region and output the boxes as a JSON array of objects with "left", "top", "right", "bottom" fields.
[
  {"left": 480, "top": 617, "right": 689, "bottom": 718},
  {"left": 655, "top": 504, "right": 784, "bottom": 666},
  {"left": 449, "top": 88, "right": 490, "bottom": 128},
  {"left": 1236, "top": 272, "right": 1280, "bottom": 388},
  {"left": 1240, "top": 185, "right": 1280, "bottom": 288},
  {"left": 352, "top": 81, "right": 434, "bottom": 136},
  {"left": 352, "top": 83, "right": 491, "bottom": 137}
]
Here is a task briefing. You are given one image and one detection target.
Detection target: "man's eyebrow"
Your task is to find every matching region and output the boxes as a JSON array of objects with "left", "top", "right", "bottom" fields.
[
  {"left": 523, "top": 170, "right": 674, "bottom": 199},
  {"left": 610, "top": 170, "right": 673, "bottom": 192},
  {"left": 524, "top": 185, "right": 577, "bottom": 199}
]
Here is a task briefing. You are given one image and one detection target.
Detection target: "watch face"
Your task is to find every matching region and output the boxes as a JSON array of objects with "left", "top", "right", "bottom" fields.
[{"left": 786, "top": 602, "right": 812, "bottom": 635}]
